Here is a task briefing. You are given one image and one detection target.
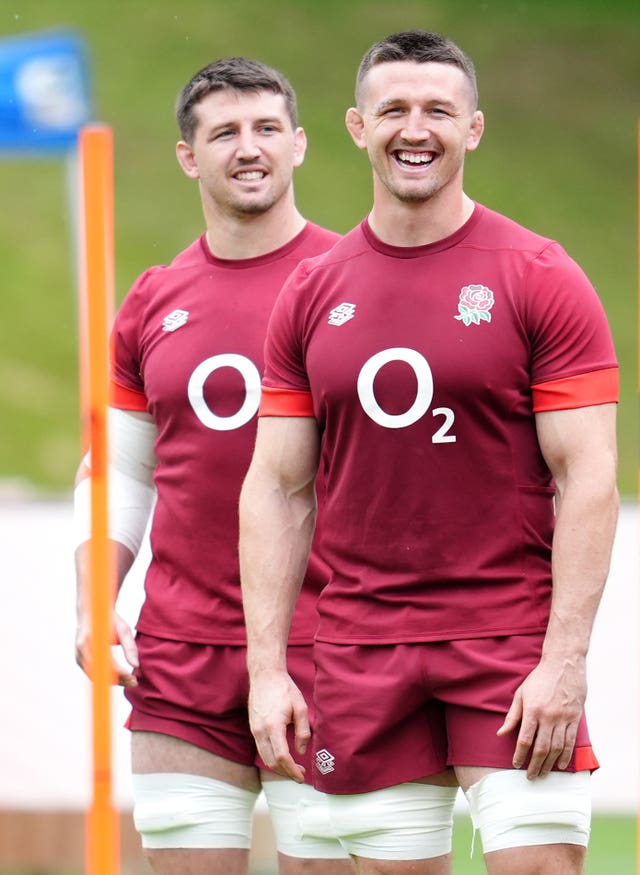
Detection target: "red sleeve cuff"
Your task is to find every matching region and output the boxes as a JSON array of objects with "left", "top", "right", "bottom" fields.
[
  {"left": 531, "top": 368, "right": 619, "bottom": 412},
  {"left": 259, "top": 386, "right": 315, "bottom": 417},
  {"left": 111, "top": 379, "right": 149, "bottom": 411}
]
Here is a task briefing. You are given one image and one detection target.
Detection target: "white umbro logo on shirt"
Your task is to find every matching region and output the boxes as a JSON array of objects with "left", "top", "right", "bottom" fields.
[
  {"left": 315, "top": 748, "right": 336, "bottom": 775},
  {"left": 162, "top": 309, "right": 189, "bottom": 332},
  {"left": 328, "top": 302, "right": 356, "bottom": 326}
]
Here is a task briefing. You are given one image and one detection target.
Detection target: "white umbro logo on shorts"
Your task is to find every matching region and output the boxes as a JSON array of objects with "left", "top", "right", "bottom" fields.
[
  {"left": 328, "top": 302, "right": 356, "bottom": 326},
  {"left": 162, "top": 309, "right": 189, "bottom": 332},
  {"left": 315, "top": 748, "right": 336, "bottom": 775}
]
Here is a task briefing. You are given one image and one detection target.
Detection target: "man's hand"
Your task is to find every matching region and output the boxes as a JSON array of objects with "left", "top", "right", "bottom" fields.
[
  {"left": 249, "top": 668, "right": 310, "bottom": 783},
  {"left": 497, "top": 653, "right": 587, "bottom": 779},
  {"left": 75, "top": 610, "right": 139, "bottom": 688}
]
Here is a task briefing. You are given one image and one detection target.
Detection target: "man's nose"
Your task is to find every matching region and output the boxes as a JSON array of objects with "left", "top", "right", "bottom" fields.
[
  {"left": 236, "top": 128, "right": 261, "bottom": 159},
  {"left": 401, "top": 108, "right": 430, "bottom": 142}
]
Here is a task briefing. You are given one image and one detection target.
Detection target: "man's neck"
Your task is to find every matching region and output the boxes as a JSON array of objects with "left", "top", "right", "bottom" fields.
[
  {"left": 204, "top": 201, "right": 306, "bottom": 260},
  {"left": 368, "top": 188, "right": 475, "bottom": 248}
]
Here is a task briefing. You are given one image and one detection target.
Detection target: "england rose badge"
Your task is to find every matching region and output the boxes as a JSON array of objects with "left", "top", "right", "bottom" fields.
[{"left": 454, "top": 284, "right": 494, "bottom": 326}]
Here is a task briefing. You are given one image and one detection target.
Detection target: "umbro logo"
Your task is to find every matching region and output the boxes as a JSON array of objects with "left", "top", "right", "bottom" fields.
[
  {"left": 328, "top": 302, "right": 356, "bottom": 326},
  {"left": 315, "top": 748, "right": 336, "bottom": 775},
  {"left": 162, "top": 309, "right": 189, "bottom": 332}
]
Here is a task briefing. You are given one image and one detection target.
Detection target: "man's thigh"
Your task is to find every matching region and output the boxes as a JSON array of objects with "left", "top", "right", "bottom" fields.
[
  {"left": 482, "top": 843, "right": 586, "bottom": 875},
  {"left": 131, "top": 731, "right": 260, "bottom": 791}
]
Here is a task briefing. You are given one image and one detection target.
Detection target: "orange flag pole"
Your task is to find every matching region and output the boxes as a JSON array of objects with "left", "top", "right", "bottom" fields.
[
  {"left": 78, "top": 123, "right": 120, "bottom": 875},
  {"left": 637, "top": 119, "right": 639, "bottom": 875}
]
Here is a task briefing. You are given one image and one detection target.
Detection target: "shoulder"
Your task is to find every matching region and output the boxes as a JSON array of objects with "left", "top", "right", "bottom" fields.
[
  {"left": 121, "top": 236, "right": 207, "bottom": 302},
  {"left": 472, "top": 204, "right": 556, "bottom": 257},
  {"left": 303, "top": 222, "right": 342, "bottom": 249},
  {"left": 282, "top": 222, "right": 342, "bottom": 265},
  {"left": 471, "top": 205, "right": 590, "bottom": 289},
  {"left": 167, "top": 235, "right": 209, "bottom": 268},
  {"left": 270, "top": 226, "right": 369, "bottom": 325},
  {"left": 293, "top": 223, "right": 369, "bottom": 278}
]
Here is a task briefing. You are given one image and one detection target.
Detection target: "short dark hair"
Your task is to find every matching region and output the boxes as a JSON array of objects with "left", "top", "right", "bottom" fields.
[
  {"left": 356, "top": 30, "right": 478, "bottom": 109},
  {"left": 176, "top": 56, "right": 298, "bottom": 143}
]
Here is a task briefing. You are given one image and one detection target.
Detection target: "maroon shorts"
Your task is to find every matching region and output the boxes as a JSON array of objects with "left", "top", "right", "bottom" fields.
[
  {"left": 125, "top": 633, "right": 317, "bottom": 774},
  {"left": 311, "top": 635, "right": 597, "bottom": 794}
]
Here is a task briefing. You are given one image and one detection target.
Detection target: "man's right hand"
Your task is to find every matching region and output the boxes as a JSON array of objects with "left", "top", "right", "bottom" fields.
[
  {"left": 75, "top": 610, "right": 139, "bottom": 688},
  {"left": 248, "top": 668, "right": 310, "bottom": 783}
]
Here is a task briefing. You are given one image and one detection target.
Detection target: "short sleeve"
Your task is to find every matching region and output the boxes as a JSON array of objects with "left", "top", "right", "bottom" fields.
[
  {"left": 262, "top": 262, "right": 313, "bottom": 394},
  {"left": 111, "top": 272, "right": 150, "bottom": 394},
  {"left": 526, "top": 243, "right": 618, "bottom": 394}
]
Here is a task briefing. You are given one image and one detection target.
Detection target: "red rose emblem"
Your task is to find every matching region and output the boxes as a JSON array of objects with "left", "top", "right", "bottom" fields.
[
  {"left": 455, "top": 284, "right": 495, "bottom": 326},
  {"left": 459, "top": 284, "right": 494, "bottom": 311}
]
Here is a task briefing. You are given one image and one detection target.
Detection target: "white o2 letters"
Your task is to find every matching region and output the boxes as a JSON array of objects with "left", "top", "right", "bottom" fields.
[
  {"left": 357, "top": 347, "right": 456, "bottom": 441},
  {"left": 188, "top": 354, "right": 261, "bottom": 431},
  {"left": 357, "top": 347, "right": 433, "bottom": 429}
]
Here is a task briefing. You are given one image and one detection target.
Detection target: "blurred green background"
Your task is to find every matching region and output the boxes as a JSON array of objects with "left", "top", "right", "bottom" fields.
[{"left": 0, "top": 0, "right": 638, "bottom": 495}]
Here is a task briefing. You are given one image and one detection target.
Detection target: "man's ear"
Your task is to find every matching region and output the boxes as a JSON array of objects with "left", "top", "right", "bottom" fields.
[
  {"left": 345, "top": 107, "right": 367, "bottom": 151},
  {"left": 292, "top": 126, "right": 308, "bottom": 169},
  {"left": 176, "top": 140, "right": 200, "bottom": 179},
  {"left": 466, "top": 110, "right": 484, "bottom": 153}
]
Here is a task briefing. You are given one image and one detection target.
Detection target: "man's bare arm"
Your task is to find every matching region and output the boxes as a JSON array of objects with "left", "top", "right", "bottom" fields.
[
  {"left": 239, "top": 414, "right": 321, "bottom": 781},
  {"left": 499, "top": 402, "right": 618, "bottom": 777}
]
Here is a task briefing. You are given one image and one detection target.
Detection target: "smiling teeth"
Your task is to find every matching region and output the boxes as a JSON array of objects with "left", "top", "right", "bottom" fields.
[
  {"left": 397, "top": 151, "right": 432, "bottom": 164},
  {"left": 236, "top": 171, "right": 264, "bottom": 180}
]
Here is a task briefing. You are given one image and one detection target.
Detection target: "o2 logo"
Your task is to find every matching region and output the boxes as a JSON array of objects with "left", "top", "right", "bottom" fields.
[
  {"left": 356, "top": 347, "right": 456, "bottom": 441},
  {"left": 187, "top": 354, "right": 261, "bottom": 431},
  {"left": 187, "top": 347, "right": 456, "bottom": 441}
]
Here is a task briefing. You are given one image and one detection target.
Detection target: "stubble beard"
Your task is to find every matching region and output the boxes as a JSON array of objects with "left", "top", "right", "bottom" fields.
[
  {"left": 228, "top": 191, "right": 279, "bottom": 218},
  {"left": 381, "top": 172, "right": 440, "bottom": 205}
]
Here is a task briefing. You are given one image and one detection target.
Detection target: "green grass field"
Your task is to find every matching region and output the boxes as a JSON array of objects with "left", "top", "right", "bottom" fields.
[{"left": 0, "top": 0, "right": 638, "bottom": 496}]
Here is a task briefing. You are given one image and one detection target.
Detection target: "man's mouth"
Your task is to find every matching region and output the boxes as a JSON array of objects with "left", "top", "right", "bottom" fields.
[
  {"left": 394, "top": 150, "right": 435, "bottom": 167},
  {"left": 234, "top": 170, "right": 266, "bottom": 181}
]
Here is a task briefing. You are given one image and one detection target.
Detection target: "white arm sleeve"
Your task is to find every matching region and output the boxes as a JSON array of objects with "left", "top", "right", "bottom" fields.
[{"left": 73, "top": 407, "right": 159, "bottom": 556}]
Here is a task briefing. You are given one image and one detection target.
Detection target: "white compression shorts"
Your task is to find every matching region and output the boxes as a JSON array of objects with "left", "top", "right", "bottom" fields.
[
  {"left": 131, "top": 772, "right": 258, "bottom": 849},
  {"left": 288, "top": 781, "right": 459, "bottom": 861},
  {"left": 464, "top": 769, "right": 591, "bottom": 853},
  {"left": 261, "top": 779, "right": 350, "bottom": 859}
]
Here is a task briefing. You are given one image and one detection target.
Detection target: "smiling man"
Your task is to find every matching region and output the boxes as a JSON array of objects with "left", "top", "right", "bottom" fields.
[
  {"left": 240, "top": 31, "right": 619, "bottom": 875},
  {"left": 353, "top": 52, "right": 482, "bottom": 222},
  {"left": 73, "top": 57, "right": 352, "bottom": 875}
]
